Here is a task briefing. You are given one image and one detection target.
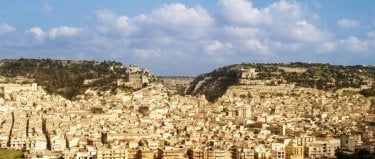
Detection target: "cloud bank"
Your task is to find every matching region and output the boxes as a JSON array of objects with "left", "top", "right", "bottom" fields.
[{"left": 0, "top": 0, "right": 374, "bottom": 75}]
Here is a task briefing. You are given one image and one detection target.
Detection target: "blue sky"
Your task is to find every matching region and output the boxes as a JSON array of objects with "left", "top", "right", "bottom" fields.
[{"left": 0, "top": 0, "right": 374, "bottom": 75}]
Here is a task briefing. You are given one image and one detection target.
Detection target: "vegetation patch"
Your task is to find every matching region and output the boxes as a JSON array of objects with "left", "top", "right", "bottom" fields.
[
  {"left": 0, "top": 148, "right": 23, "bottom": 159},
  {"left": 186, "top": 62, "right": 375, "bottom": 102},
  {"left": 360, "top": 86, "right": 375, "bottom": 97},
  {"left": 0, "top": 59, "right": 146, "bottom": 99},
  {"left": 335, "top": 149, "right": 375, "bottom": 159},
  {"left": 185, "top": 65, "right": 241, "bottom": 102}
]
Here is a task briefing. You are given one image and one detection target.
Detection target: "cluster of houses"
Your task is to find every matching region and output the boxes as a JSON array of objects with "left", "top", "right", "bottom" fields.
[{"left": 0, "top": 71, "right": 374, "bottom": 158}]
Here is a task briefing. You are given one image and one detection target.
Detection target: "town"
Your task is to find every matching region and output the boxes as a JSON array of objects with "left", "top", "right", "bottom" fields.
[
  {"left": 0, "top": 65, "right": 374, "bottom": 159},
  {"left": 1, "top": 0, "right": 374, "bottom": 158}
]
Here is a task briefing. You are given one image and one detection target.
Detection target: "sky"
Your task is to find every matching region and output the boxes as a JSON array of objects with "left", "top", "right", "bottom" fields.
[{"left": 0, "top": 0, "right": 374, "bottom": 76}]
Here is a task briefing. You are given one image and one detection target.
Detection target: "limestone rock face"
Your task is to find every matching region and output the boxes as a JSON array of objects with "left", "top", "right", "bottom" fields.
[
  {"left": 185, "top": 65, "right": 242, "bottom": 102},
  {"left": 185, "top": 63, "right": 375, "bottom": 102}
]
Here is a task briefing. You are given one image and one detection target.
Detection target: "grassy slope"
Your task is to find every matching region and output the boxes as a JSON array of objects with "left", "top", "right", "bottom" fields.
[{"left": 0, "top": 148, "right": 23, "bottom": 159}]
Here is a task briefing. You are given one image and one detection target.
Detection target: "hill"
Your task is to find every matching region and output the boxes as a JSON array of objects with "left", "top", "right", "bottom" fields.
[
  {"left": 0, "top": 58, "right": 155, "bottom": 99},
  {"left": 185, "top": 62, "right": 375, "bottom": 102},
  {"left": 185, "top": 65, "right": 242, "bottom": 102},
  {"left": 159, "top": 76, "right": 194, "bottom": 95}
]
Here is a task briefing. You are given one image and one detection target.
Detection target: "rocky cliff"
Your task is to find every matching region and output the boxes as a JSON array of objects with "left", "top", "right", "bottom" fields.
[
  {"left": 185, "top": 63, "right": 375, "bottom": 102},
  {"left": 185, "top": 65, "right": 242, "bottom": 102}
]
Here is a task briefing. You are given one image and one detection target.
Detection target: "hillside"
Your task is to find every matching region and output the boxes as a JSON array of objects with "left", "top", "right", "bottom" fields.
[
  {"left": 0, "top": 58, "right": 155, "bottom": 99},
  {"left": 184, "top": 65, "right": 242, "bottom": 102},
  {"left": 185, "top": 62, "right": 375, "bottom": 102},
  {"left": 159, "top": 76, "right": 194, "bottom": 95}
]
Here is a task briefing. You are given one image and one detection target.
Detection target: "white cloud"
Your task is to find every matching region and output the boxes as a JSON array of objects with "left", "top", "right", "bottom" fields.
[
  {"left": 134, "top": 49, "right": 161, "bottom": 59},
  {"left": 95, "top": 10, "right": 118, "bottom": 33},
  {"left": 267, "top": 0, "right": 303, "bottom": 21},
  {"left": 143, "top": 3, "right": 212, "bottom": 28},
  {"left": 268, "top": 41, "right": 302, "bottom": 53},
  {"left": 202, "top": 40, "right": 233, "bottom": 56},
  {"left": 242, "top": 39, "right": 269, "bottom": 54},
  {"left": 116, "top": 16, "right": 131, "bottom": 30},
  {"left": 339, "top": 36, "right": 369, "bottom": 52},
  {"left": 218, "top": 0, "right": 268, "bottom": 25},
  {"left": 218, "top": 0, "right": 329, "bottom": 43},
  {"left": 337, "top": 19, "right": 360, "bottom": 28},
  {"left": 291, "top": 20, "right": 330, "bottom": 43},
  {"left": 25, "top": 26, "right": 83, "bottom": 42},
  {"left": 94, "top": 3, "right": 213, "bottom": 41},
  {"left": 135, "top": 3, "right": 213, "bottom": 40},
  {"left": 27, "top": 27, "right": 46, "bottom": 42},
  {"left": 96, "top": 10, "right": 117, "bottom": 23},
  {"left": 218, "top": 0, "right": 305, "bottom": 26},
  {"left": 95, "top": 10, "right": 138, "bottom": 36},
  {"left": 48, "top": 26, "right": 82, "bottom": 39},
  {"left": 2, "top": 1, "right": 374, "bottom": 75},
  {"left": 38, "top": 3, "right": 53, "bottom": 14},
  {"left": 222, "top": 25, "right": 263, "bottom": 39},
  {"left": 316, "top": 42, "right": 336, "bottom": 53},
  {"left": 0, "top": 23, "right": 16, "bottom": 36},
  {"left": 115, "top": 16, "right": 138, "bottom": 35},
  {"left": 367, "top": 31, "right": 375, "bottom": 39},
  {"left": 87, "top": 1, "right": 345, "bottom": 70}
]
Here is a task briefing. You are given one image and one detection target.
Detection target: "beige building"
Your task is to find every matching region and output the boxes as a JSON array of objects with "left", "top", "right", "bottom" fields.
[
  {"left": 285, "top": 141, "right": 304, "bottom": 159},
  {"left": 341, "top": 134, "right": 362, "bottom": 152},
  {"left": 97, "top": 146, "right": 127, "bottom": 159},
  {"left": 236, "top": 104, "right": 252, "bottom": 119},
  {"left": 205, "top": 149, "right": 231, "bottom": 159},
  {"left": 240, "top": 68, "right": 258, "bottom": 85},
  {"left": 50, "top": 134, "right": 67, "bottom": 151},
  {"left": 128, "top": 148, "right": 141, "bottom": 159},
  {"left": 364, "top": 140, "right": 375, "bottom": 153},
  {"left": 0, "top": 83, "right": 37, "bottom": 100},
  {"left": 158, "top": 148, "right": 186, "bottom": 159},
  {"left": 9, "top": 132, "right": 27, "bottom": 150},
  {"left": 305, "top": 143, "right": 323, "bottom": 159},
  {"left": 271, "top": 141, "right": 288, "bottom": 159},
  {"left": 27, "top": 135, "right": 47, "bottom": 151},
  {"left": 304, "top": 137, "right": 340, "bottom": 159},
  {"left": 191, "top": 149, "right": 204, "bottom": 159},
  {"left": 237, "top": 148, "right": 255, "bottom": 159},
  {"left": 140, "top": 148, "right": 154, "bottom": 159}
]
